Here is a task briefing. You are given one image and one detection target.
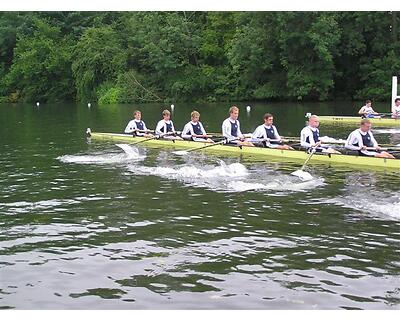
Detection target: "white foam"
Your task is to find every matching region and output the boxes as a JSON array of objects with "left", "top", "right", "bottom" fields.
[
  {"left": 326, "top": 195, "right": 400, "bottom": 220},
  {"left": 227, "top": 178, "right": 324, "bottom": 193},
  {"left": 128, "top": 160, "right": 324, "bottom": 193},
  {"left": 57, "top": 146, "right": 144, "bottom": 164},
  {"left": 131, "top": 161, "right": 248, "bottom": 179}
]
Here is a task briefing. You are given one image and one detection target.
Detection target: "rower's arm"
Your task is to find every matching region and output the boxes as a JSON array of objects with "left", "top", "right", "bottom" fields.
[
  {"left": 222, "top": 120, "right": 234, "bottom": 140},
  {"left": 358, "top": 106, "right": 365, "bottom": 115},
  {"left": 181, "top": 123, "right": 192, "bottom": 139},
  {"left": 274, "top": 126, "right": 281, "bottom": 140},
  {"left": 124, "top": 120, "right": 136, "bottom": 134},
  {"left": 199, "top": 122, "right": 207, "bottom": 136},
  {"left": 251, "top": 126, "right": 264, "bottom": 140},
  {"left": 345, "top": 132, "right": 362, "bottom": 150},
  {"left": 300, "top": 128, "right": 313, "bottom": 148},
  {"left": 237, "top": 122, "right": 243, "bottom": 138},
  {"left": 369, "top": 132, "right": 379, "bottom": 147},
  {"left": 155, "top": 121, "right": 164, "bottom": 135}
]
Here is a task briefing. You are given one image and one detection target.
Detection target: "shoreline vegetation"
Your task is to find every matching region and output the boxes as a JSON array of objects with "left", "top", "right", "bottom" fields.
[{"left": 0, "top": 12, "right": 399, "bottom": 105}]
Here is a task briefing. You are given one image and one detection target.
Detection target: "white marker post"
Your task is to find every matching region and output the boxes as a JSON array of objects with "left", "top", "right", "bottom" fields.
[{"left": 392, "top": 76, "right": 399, "bottom": 113}]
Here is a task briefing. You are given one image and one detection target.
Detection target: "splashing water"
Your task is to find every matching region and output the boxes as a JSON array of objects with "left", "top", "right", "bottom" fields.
[
  {"left": 326, "top": 196, "right": 400, "bottom": 220},
  {"left": 321, "top": 171, "right": 400, "bottom": 220},
  {"left": 130, "top": 160, "right": 248, "bottom": 179},
  {"left": 128, "top": 160, "right": 324, "bottom": 193},
  {"left": 57, "top": 145, "right": 144, "bottom": 164}
]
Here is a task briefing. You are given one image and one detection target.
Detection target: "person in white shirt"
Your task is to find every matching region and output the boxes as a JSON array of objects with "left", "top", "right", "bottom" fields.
[
  {"left": 358, "top": 100, "right": 380, "bottom": 118},
  {"left": 181, "top": 110, "right": 213, "bottom": 142},
  {"left": 252, "top": 113, "right": 293, "bottom": 150},
  {"left": 391, "top": 98, "right": 400, "bottom": 119},
  {"left": 222, "top": 106, "right": 254, "bottom": 146},
  {"left": 300, "top": 115, "right": 340, "bottom": 154},
  {"left": 345, "top": 119, "right": 395, "bottom": 158},
  {"left": 124, "top": 110, "right": 153, "bottom": 137},
  {"left": 155, "top": 109, "right": 182, "bottom": 140}
]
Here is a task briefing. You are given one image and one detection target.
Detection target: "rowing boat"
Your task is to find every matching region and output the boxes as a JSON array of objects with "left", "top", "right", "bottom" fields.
[
  {"left": 317, "top": 116, "right": 400, "bottom": 127},
  {"left": 89, "top": 131, "right": 400, "bottom": 170}
]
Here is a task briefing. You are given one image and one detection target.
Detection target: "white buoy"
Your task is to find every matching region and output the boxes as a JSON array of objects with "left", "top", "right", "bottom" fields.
[
  {"left": 246, "top": 105, "right": 251, "bottom": 112},
  {"left": 87, "top": 102, "right": 91, "bottom": 108},
  {"left": 171, "top": 104, "right": 175, "bottom": 110},
  {"left": 36, "top": 102, "right": 40, "bottom": 107},
  {"left": 305, "top": 112, "right": 312, "bottom": 118}
]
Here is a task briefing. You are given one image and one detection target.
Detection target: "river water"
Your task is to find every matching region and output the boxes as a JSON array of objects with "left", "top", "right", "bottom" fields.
[{"left": 0, "top": 102, "right": 399, "bottom": 309}]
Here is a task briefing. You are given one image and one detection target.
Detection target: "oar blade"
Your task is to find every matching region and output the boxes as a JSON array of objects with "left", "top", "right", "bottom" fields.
[
  {"left": 116, "top": 144, "right": 137, "bottom": 155},
  {"left": 291, "top": 169, "right": 314, "bottom": 181},
  {"left": 173, "top": 150, "right": 189, "bottom": 156}
]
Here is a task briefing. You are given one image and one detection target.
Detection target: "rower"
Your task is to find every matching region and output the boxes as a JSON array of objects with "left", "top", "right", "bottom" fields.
[
  {"left": 155, "top": 109, "right": 182, "bottom": 140},
  {"left": 392, "top": 98, "right": 400, "bottom": 119},
  {"left": 300, "top": 115, "right": 341, "bottom": 154},
  {"left": 251, "top": 113, "right": 293, "bottom": 150},
  {"left": 345, "top": 119, "right": 395, "bottom": 159},
  {"left": 358, "top": 100, "right": 380, "bottom": 118},
  {"left": 222, "top": 106, "right": 254, "bottom": 146},
  {"left": 181, "top": 110, "right": 213, "bottom": 142},
  {"left": 124, "top": 110, "right": 153, "bottom": 137}
]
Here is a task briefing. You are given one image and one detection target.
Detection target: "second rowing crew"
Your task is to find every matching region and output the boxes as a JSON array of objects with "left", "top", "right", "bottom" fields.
[{"left": 124, "top": 106, "right": 396, "bottom": 159}]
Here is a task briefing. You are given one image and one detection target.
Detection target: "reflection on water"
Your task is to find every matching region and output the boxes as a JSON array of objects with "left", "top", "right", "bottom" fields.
[{"left": 0, "top": 103, "right": 399, "bottom": 309}]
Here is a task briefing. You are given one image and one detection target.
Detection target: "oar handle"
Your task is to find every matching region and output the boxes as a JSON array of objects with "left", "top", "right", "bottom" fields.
[
  {"left": 131, "top": 130, "right": 177, "bottom": 145},
  {"left": 133, "top": 129, "right": 155, "bottom": 133}
]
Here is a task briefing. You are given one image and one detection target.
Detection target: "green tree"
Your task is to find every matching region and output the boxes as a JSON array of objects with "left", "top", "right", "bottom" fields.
[
  {"left": 71, "top": 25, "right": 127, "bottom": 101},
  {"left": 4, "top": 17, "right": 75, "bottom": 102}
]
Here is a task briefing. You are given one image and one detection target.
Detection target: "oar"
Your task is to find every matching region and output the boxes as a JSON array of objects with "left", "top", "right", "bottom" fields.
[
  {"left": 365, "top": 146, "right": 400, "bottom": 151},
  {"left": 377, "top": 112, "right": 393, "bottom": 117},
  {"left": 132, "top": 129, "right": 155, "bottom": 134},
  {"left": 282, "top": 136, "right": 348, "bottom": 145},
  {"left": 130, "top": 131, "right": 178, "bottom": 146},
  {"left": 291, "top": 142, "right": 322, "bottom": 181},
  {"left": 173, "top": 138, "right": 238, "bottom": 156}
]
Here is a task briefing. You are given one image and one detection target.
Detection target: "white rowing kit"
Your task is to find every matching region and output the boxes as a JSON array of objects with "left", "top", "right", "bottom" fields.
[
  {"left": 124, "top": 119, "right": 149, "bottom": 136},
  {"left": 181, "top": 121, "right": 208, "bottom": 141},
  {"left": 345, "top": 129, "right": 379, "bottom": 156},
  {"left": 252, "top": 124, "right": 281, "bottom": 148}
]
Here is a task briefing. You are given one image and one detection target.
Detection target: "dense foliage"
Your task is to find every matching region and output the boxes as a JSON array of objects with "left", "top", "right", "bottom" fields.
[{"left": 0, "top": 12, "right": 399, "bottom": 104}]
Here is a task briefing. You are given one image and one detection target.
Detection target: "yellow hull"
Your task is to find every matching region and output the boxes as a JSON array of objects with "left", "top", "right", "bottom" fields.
[
  {"left": 318, "top": 116, "right": 400, "bottom": 127},
  {"left": 89, "top": 132, "right": 400, "bottom": 170}
]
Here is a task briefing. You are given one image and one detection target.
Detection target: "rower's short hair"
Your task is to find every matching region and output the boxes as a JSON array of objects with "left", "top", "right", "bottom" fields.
[
  {"left": 395, "top": 98, "right": 400, "bottom": 103},
  {"left": 229, "top": 106, "right": 239, "bottom": 114},
  {"left": 360, "top": 118, "right": 371, "bottom": 126},
  {"left": 162, "top": 109, "right": 171, "bottom": 116},
  {"left": 191, "top": 110, "right": 200, "bottom": 118},
  {"left": 263, "top": 113, "right": 273, "bottom": 120},
  {"left": 309, "top": 115, "right": 319, "bottom": 121},
  {"left": 133, "top": 110, "right": 141, "bottom": 116},
  {"left": 365, "top": 99, "right": 372, "bottom": 104}
]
